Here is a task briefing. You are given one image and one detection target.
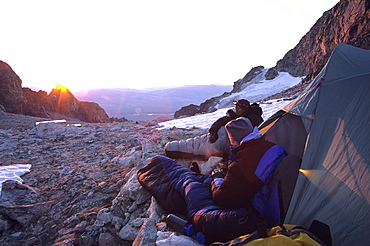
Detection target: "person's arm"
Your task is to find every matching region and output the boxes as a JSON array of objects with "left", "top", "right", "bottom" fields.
[
  {"left": 211, "top": 159, "right": 263, "bottom": 209},
  {"left": 209, "top": 110, "right": 237, "bottom": 143}
]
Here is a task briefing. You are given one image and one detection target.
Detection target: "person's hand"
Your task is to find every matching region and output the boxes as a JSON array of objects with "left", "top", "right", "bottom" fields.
[
  {"left": 226, "top": 109, "right": 237, "bottom": 119},
  {"left": 209, "top": 131, "right": 218, "bottom": 143},
  {"left": 189, "top": 162, "right": 200, "bottom": 173}
]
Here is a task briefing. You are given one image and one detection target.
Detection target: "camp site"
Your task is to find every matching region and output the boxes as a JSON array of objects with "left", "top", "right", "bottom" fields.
[{"left": 138, "top": 43, "right": 370, "bottom": 246}]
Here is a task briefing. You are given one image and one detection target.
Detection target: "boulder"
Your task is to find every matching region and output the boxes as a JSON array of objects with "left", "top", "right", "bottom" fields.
[
  {"left": 174, "top": 104, "right": 200, "bottom": 118},
  {"left": 265, "top": 67, "right": 279, "bottom": 80},
  {"left": 0, "top": 180, "right": 37, "bottom": 207}
]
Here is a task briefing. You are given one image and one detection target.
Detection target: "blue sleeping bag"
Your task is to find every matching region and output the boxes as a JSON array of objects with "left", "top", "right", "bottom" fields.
[{"left": 138, "top": 155, "right": 264, "bottom": 243}]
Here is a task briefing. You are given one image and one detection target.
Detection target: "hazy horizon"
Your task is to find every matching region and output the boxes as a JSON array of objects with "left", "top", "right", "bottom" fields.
[{"left": 27, "top": 83, "right": 234, "bottom": 94}]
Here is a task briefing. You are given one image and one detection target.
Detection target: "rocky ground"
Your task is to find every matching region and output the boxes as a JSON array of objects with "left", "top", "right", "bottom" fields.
[{"left": 0, "top": 110, "right": 207, "bottom": 246}]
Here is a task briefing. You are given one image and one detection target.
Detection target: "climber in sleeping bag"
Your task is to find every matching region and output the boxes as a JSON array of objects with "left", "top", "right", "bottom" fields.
[
  {"left": 164, "top": 99, "right": 264, "bottom": 160},
  {"left": 137, "top": 117, "right": 287, "bottom": 243}
]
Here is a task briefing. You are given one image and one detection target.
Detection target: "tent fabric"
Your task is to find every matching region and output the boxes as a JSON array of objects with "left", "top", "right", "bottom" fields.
[
  {"left": 260, "top": 43, "right": 370, "bottom": 246},
  {"left": 267, "top": 154, "right": 302, "bottom": 223},
  {"left": 261, "top": 113, "right": 307, "bottom": 158}
]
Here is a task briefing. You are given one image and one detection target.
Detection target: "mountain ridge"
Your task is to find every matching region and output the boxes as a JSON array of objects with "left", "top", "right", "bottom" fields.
[{"left": 174, "top": 0, "right": 370, "bottom": 118}]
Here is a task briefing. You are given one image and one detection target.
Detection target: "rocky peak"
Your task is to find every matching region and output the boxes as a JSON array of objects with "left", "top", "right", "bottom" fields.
[
  {"left": 231, "top": 66, "right": 264, "bottom": 93},
  {"left": 22, "top": 85, "right": 111, "bottom": 123},
  {"left": 0, "top": 61, "right": 25, "bottom": 114},
  {"left": 0, "top": 63, "right": 111, "bottom": 123},
  {"left": 276, "top": 0, "right": 370, "bottom": 80},
  {"left": 40, "top": 85, "right": 81, "bottom": 119}
]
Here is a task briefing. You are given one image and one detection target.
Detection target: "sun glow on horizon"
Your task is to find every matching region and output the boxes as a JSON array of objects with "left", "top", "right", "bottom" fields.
[{"left": 55, "top": 84, "right": 70, "bottom": 92}]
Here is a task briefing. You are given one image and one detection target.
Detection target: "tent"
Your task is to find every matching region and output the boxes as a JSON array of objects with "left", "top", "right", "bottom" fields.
[{"left": 259, "top": 43, "right": 370, "bottom": 246}]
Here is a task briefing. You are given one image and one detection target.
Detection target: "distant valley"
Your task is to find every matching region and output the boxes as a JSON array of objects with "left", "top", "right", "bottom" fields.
[{"left": 74, "top": 85, "right": 232, "bottom": 121}]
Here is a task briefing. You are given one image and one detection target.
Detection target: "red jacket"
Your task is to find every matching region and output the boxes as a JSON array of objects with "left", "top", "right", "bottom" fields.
[{"left": 211, "top": 137, "right": 275, "bottom": 209}]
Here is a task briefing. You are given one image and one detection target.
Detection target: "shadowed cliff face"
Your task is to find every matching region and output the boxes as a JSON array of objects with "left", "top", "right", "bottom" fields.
[
  {"left": 0, "top": 61, "right": 25, "bottom": 114},
  {"left": 276, "top": 0, "right": 370, "bottom": 80},
  {"left": 174, "top": 0, "right": 370, "bottom": 119}
]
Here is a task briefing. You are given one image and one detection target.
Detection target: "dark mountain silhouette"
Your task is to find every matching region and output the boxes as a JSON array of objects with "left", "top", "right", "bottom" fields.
[
  {"left": 0, "top": 61, "right": 25, "bottom": 114},
  {"left": 22, "top": 85, "right": 111, "bottom": 123},
  {"left": 0, "top": 65, "right": 111, "bottom": 123}
]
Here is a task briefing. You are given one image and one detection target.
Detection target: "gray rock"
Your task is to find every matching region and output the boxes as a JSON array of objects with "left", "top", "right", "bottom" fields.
[
  {"left": 0, "top": 214, "right": 13, "bottom": 232},
  {"left": 0, "top": 180, "right": 37, "bottom": 206},
  {"left": 265, "top": 67, "right": 279, "bottom": 80},
  {"left": 118, "top": 220, "right": 141, "bottom": 241},
  {"left": 98, "top": 232, "right": 123, "bottom": 246},
  {"left": 132, "top": 218, "right": 157, "bottom": 246},
  {"left": 74, "top": 220, "right": 88, "bottom": 233},
  {"left": 0, "top": 201, "right": 52, "bottom": 227}
]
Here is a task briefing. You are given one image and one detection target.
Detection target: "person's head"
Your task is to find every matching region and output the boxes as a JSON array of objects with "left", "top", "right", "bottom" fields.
[
  {"left": 225, "top": 117, "right": 253, "bottom": 145},
  {"left": 234, "top": 99, "right": 250, "bottom": 116}
]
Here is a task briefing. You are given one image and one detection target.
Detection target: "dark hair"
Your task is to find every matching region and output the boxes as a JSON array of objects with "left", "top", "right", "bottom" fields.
[{"left": 234, "top": 99, "right": 250, "bottom": 110}]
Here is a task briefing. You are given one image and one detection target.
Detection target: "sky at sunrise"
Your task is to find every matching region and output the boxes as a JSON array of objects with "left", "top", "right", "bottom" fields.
[{"left": 1, "top": 0, "right": 338, "bottom": 93}]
